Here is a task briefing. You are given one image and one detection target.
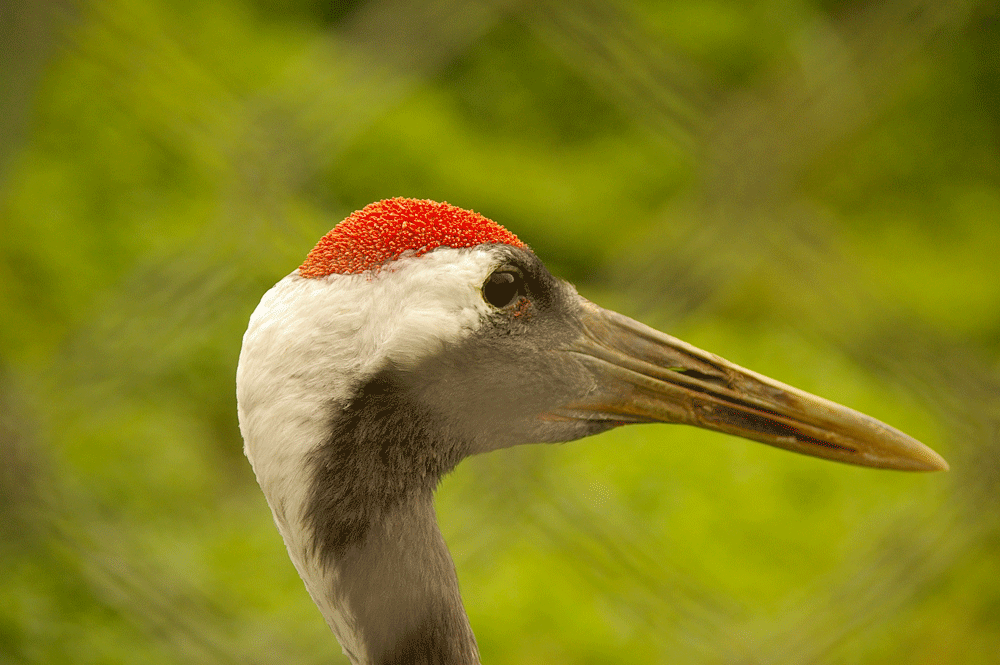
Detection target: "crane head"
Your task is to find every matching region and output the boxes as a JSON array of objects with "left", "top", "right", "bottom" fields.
[
  {"left": 240, "top": 197, "right": 945, "bottom": 475},
  {"left": 235, "top": 197, "right": 946, "bottom": 664}
]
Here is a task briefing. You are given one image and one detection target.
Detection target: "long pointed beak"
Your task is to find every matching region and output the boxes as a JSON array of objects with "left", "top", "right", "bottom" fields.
[{"left": 554, "top": 300, "right": 948, "bottom": 471}]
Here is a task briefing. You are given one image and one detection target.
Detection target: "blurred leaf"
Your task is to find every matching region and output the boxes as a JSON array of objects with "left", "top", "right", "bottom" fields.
[{"left": 1, "top": 0, "right": 997, "bottom": 663}]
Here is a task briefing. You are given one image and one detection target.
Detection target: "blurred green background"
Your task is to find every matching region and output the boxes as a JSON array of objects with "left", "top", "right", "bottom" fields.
[{"left": 2, "top": 0, "right": 998, "bottom": 663}]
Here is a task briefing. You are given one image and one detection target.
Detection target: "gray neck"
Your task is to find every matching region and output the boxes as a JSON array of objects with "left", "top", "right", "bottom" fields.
[{"left": 327, "top": 492, "right": 480, "bottom": 665}]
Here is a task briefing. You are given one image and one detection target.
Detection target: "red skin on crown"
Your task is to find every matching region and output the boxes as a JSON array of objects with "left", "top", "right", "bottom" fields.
[{"left": 299, "top": 198, "right": 527, "bottom": 277}]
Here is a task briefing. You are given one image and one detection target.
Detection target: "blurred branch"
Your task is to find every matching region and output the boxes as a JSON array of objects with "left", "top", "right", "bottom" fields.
[
  {"left": 0, "top": 365, "right": 276, "bottom": 664},
  {"left": 705, "top": 0, "right": 979, "bottom": 213},
  {"left": 0, "top": 0, "right": 76, "bottom": 185},
  {"left": 516, "top": 0, "right": 712, "bottom": 152},
  {"left": 521, "top": 0, "right": 983, "bottom": 322}
]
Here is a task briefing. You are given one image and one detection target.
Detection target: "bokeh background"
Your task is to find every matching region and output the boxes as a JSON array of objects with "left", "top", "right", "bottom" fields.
[{"left": 2, "top": 0, "right": 999, "bottom": 663}]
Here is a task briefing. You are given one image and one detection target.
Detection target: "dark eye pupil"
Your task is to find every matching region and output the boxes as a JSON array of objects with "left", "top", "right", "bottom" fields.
[{"left": 483, "top": 271, "right": 521, "bottom": 308}]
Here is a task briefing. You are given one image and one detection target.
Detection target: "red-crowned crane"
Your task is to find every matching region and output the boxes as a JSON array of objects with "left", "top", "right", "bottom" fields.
[{"left": 236, "top": 197, "right": 947, "bottom": 665}]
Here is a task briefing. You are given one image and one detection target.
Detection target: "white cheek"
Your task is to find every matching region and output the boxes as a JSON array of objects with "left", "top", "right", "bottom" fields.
[
  {"left": 376, "top": 271, "right": 490, "bottom": 368},
  {"left": 351, "top": 250, "right": 496, "bottom": 373}
]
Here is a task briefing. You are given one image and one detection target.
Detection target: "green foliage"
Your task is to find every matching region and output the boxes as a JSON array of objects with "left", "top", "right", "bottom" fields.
[{"left": 2, "top": 0, "right": 998, "bottom": 663}]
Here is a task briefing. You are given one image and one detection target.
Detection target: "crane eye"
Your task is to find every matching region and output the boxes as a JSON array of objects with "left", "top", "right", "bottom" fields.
[{"left": 483, "top": 270, "right": 523, "bottom": 308}]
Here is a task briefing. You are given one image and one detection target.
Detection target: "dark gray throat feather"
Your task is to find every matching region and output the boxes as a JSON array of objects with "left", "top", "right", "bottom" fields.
[
  {"left": 305, "top": 368, "right": 479, "bottom": 665},
  {"left": 305, "top": 367, "right": 467, "bottom": 562}
]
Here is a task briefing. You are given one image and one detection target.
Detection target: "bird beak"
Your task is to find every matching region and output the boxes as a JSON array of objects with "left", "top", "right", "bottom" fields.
[{"left": 552, "top": 300, "right": 948, "bottom": 471}]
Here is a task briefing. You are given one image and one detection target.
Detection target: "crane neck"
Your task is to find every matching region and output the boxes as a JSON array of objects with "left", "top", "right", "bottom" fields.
[
  {"left": 239, "top": 327, "right": 483, "bottom": 664},
  {"left": 310, "top": 491, "right": 480, "bottom": 665}
]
